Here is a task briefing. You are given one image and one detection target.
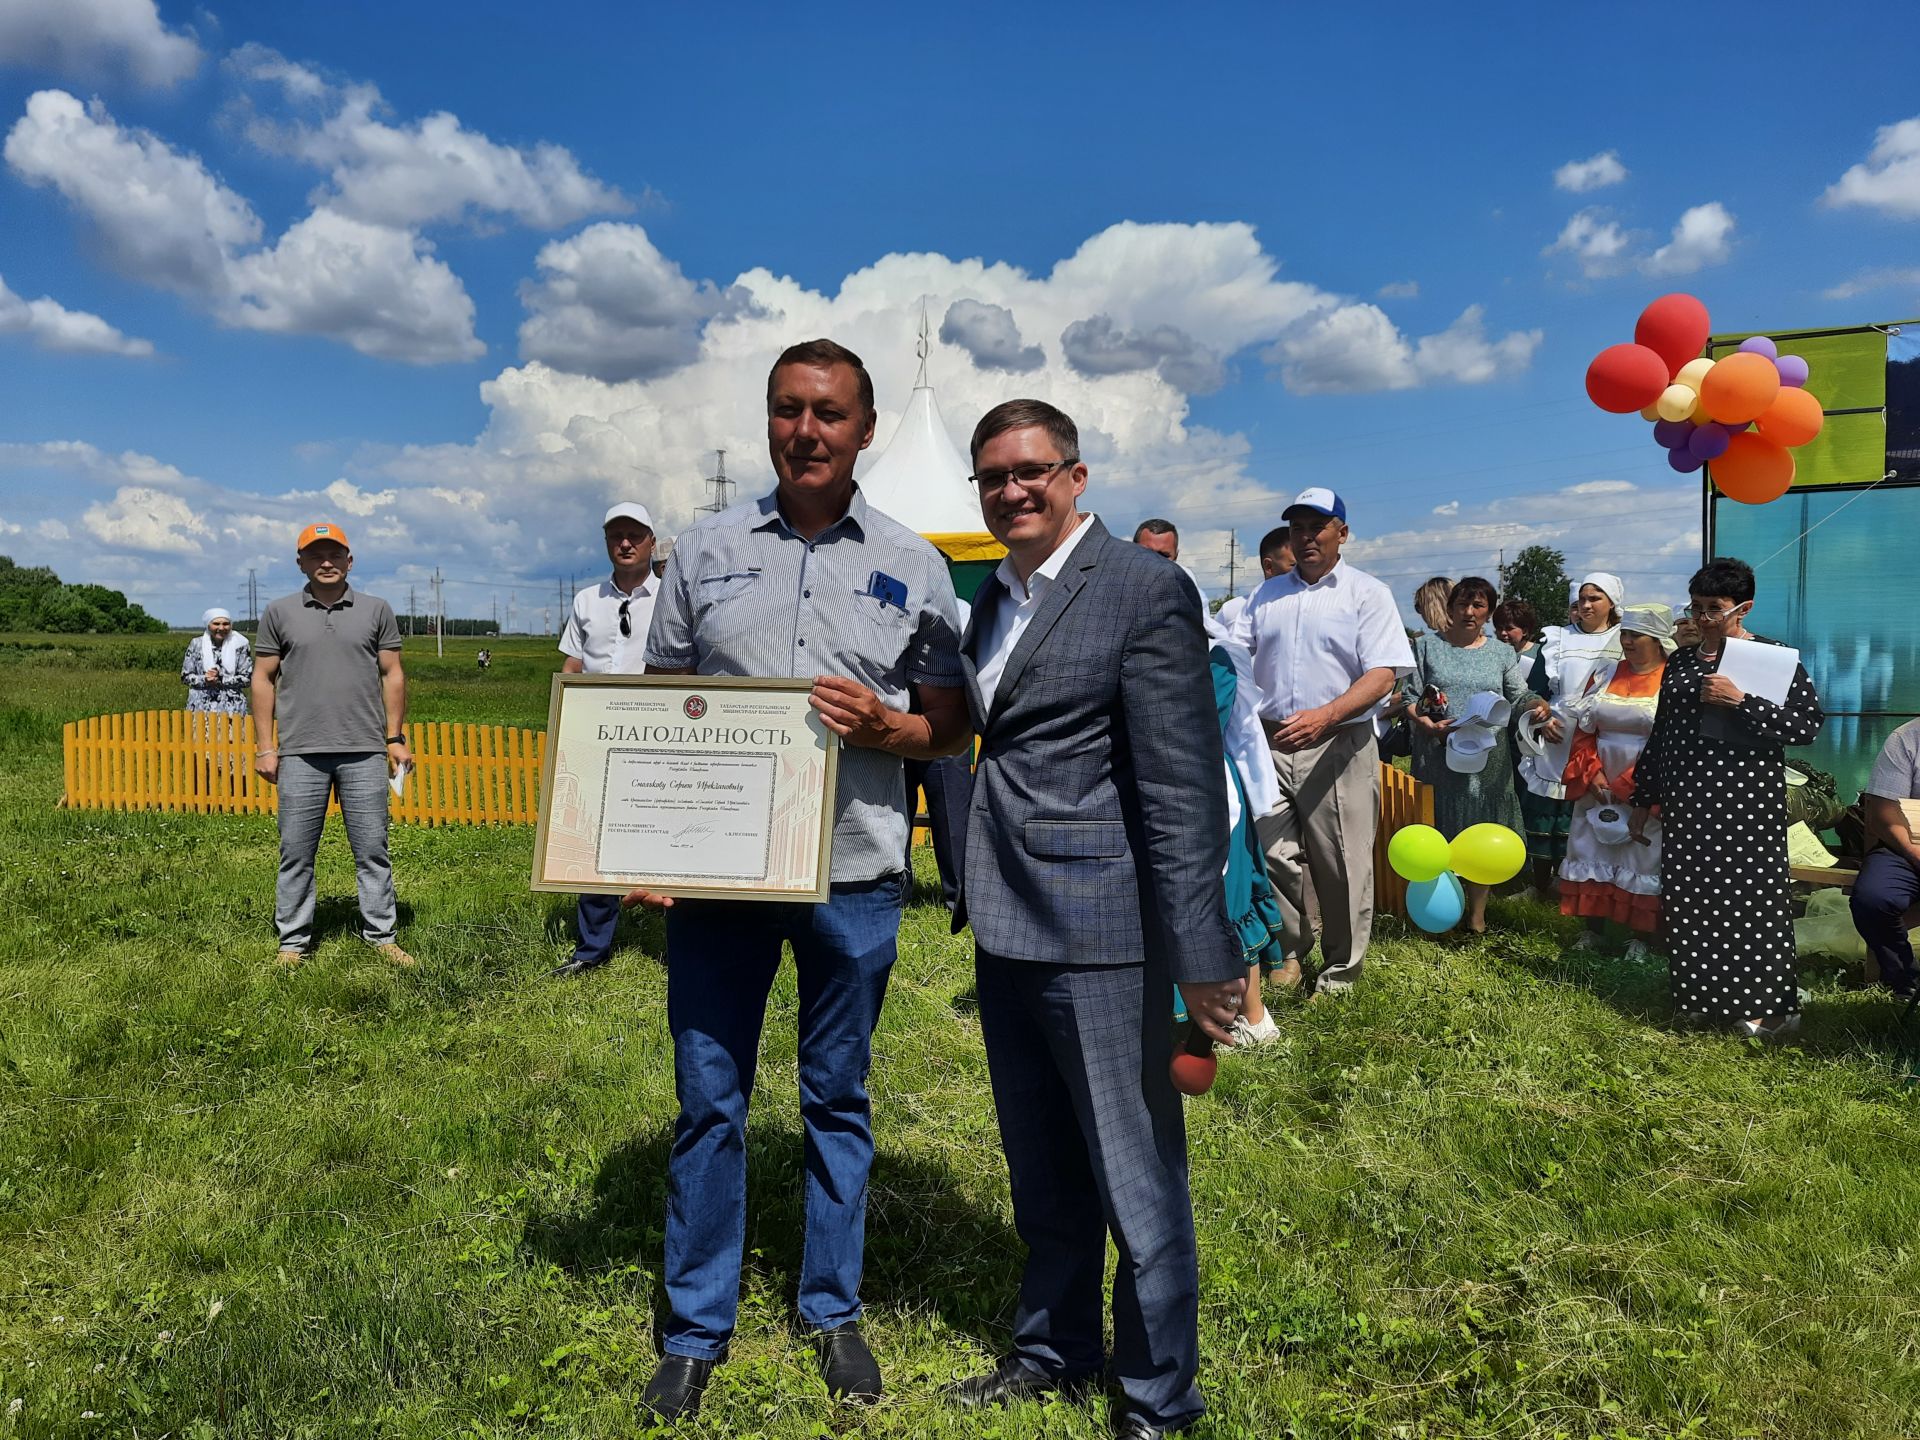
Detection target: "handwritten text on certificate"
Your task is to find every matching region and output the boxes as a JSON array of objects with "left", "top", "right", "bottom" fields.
[{"left": 598, "top": 751, "right": 775, "bottom": 881}]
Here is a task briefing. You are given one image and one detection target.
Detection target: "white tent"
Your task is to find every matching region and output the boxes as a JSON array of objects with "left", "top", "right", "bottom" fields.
[{"left": 856, "top": 313, "right": 1004, "bottom": 564}]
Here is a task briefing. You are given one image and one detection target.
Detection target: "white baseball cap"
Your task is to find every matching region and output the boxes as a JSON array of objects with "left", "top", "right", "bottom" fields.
[
  {"left": 1283, "top": 487, "right": 1347, "bottom": 523},
  {"left": 604, "top": 502, "right": 654, "bottom": 531}
]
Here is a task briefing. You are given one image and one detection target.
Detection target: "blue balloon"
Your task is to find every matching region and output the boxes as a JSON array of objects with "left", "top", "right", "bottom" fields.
[{"left": 1407, "top": 871, "right": 1466, "bottom": 933}]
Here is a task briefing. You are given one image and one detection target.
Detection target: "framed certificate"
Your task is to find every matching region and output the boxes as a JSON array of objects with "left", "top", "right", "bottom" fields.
[{"left": 532, "top": 675, "right": 839, "bottom": 902}]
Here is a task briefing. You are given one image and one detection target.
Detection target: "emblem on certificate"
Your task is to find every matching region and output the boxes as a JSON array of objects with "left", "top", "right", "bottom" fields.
[{"left": 532, "top": 676, "right": 839, "bottom": 901}]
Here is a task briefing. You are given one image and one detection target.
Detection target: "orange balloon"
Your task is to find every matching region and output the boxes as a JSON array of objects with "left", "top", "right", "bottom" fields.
[
  {"left": 1712, "top": 431, "right": 1795, "bottom": 504},
  {"left": 1754, "top": 386, "right": 1824, "bottom": 447},
  {"left": 1698, "top": 351, "right": 1782, "bottom": 425}
]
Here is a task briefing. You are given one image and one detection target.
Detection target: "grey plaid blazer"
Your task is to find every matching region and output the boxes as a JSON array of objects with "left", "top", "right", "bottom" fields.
[{"left": 953, "top": 519, "right": 1242, "bottom": 983}]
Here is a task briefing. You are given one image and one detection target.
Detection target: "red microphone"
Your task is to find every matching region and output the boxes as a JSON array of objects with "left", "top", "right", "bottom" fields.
[{"left": 1169, "top": 1024, "right": 1218, "bottom": 1096}]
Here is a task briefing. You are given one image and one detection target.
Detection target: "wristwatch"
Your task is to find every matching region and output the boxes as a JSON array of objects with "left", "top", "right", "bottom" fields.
[{"left": 386, "top": 734, "right": 406, "bottom": 745}]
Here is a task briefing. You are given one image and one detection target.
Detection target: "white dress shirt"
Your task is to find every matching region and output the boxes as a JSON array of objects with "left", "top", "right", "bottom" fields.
[
  {"left": 1215, "top": 594, "right": 1248, "bottom": 632},
  {"left": 1228, "top": 558, "right": 1413, "bottom": 726},
  {"left": 559, "top": 573, "right": 657, "bottom": 675},
  {"left": 974, "top": 511, "right": 1098, "bottom": 712}
]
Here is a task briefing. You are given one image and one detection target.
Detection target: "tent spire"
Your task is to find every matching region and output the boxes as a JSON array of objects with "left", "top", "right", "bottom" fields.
[{"left": 914, "top": 297, "right": 930, "bottom": 390}]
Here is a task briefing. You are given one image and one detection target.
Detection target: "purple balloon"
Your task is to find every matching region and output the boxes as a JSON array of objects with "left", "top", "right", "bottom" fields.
[
  {"left": 1668, "top": 445, "right": 1705, "bottom": 473},
  {"left": 1776, "top": 354, "right": 1810, "bottom": 388},
  {"left": 1739, "top": 335, "right": 1780, "bottom": 360},
  {"left": 1689, "top": 422, "right": 1731, "bottom": 461},
  {"left": 1652, "top": 418, "right": 1693, "bottom": 449},
  {"left": 1725, "top": 418, "right": 1753, "bottom": 432}
]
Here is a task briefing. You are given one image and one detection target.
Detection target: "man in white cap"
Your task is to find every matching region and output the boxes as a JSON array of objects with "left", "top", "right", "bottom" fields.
[
  {"left": 181, "top": 606, "right": 252, "bottom": 714},
  {"left": 1229, "top": 487, "right": 1413, "bottom": 995},
  {"left": 552, "top": 501, "right": 660, "bottom": 978}
]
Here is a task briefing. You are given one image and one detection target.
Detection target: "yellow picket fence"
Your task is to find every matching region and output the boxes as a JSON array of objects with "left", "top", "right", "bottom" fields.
[
  {"left": 1374, "top": 762, "right": 1436, "bottom": 918},
  {"left": 61, "top": 711, "right": 545, "bottom": 827}
]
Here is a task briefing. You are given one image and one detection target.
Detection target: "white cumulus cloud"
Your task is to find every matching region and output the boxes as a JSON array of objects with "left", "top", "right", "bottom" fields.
[
  {"left": 1544, "top": 208, "right": 1634, "bottom": 278},
  {"left": 4, "top": 89, "right": 481, "bottom": 364},
  {"left": 518, "top": 222, "right": 747, "bottom": 382},
  {"left": 227, "top": 44, "right": 630, "bottom": 231},
  {"left": 940, "top": 299, "right": 1043, "bottom": 373},
  {"left": 1553, "top": 150, "right": 1628, "bottom": 193},
  {"left": 0, "top": 271, "right": 152, "bottom": 356},
  {"left": 1823, "top": 266, "right": 1920, "bottom": 300},
  {"left": 81, "top": 485, "right": 212, "bottom": 554},
  {"left": 1267, "top": 304, "right": 1541, "bottom": 395},
  {"left": 1822, "top": 117, "right": 1920, "bottom": 219},
  {"left": 1376, "top": 279, "right": 1419, "bottom": 300},
  {"left": 1645, "top": 202, "right": 1735, "bottom": 276},
  {"left": 0, "top": 0, "right": 199, "bottom": 88}
]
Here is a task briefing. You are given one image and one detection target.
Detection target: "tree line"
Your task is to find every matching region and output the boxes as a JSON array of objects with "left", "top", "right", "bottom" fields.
[{"left": 0, "top": 556, "right": 167, "bottom": 634}]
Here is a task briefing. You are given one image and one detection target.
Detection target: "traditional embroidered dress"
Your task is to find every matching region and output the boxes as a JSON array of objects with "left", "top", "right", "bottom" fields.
[
  {"left": 1559, "top": 659, "right": 1664, "bottom": 931},
  {"left": 180, "top": 630, "right": 252, "bottom": 714}
]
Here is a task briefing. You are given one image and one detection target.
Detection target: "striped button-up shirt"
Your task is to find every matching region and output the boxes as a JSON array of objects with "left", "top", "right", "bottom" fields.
[
  {"left": 644, "top": 486, "right": 965, "bottom": 882},
  {"left": 1228, "top": 559, "right": 1414, "bottom": 726}
]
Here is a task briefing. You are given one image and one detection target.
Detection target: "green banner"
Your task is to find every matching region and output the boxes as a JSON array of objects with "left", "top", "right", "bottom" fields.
[{"left": 1708, "top": 326, "right": 1887, "bottom": 489}]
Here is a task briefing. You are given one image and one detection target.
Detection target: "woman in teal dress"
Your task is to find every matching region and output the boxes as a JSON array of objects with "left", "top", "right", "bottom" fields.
[
  {"left": 1176, "top": 641, "right": 1290, "bottom": 1046},
  {"left": 1407, "top": 577, "right": 1540, "bottom": 933}
]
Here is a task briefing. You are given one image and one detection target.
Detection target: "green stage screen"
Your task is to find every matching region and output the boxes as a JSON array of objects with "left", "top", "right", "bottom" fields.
[{"left": 1713, "top": 483, "right": 1920, "bottom": 801}]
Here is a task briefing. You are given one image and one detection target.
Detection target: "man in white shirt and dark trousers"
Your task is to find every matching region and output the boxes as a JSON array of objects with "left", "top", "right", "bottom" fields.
[
  {"left": 1229, "top": 488, "right": 1412, "bottom": 995},
  {"left": 552, "top": 501, "right": 659, "bottom": 979}
]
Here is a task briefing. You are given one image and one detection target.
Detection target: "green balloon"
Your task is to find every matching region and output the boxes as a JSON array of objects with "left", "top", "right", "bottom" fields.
[{"left": 1388, "top": 823, "right": 1451, "bottom": 883}]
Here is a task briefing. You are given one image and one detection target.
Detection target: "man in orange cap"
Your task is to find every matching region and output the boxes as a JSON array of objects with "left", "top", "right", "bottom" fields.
[{"left": 251, "top": 522, "right": 415, "bottom": 968}]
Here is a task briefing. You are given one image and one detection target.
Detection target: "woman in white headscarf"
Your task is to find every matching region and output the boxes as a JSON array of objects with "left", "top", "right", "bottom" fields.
[
  {"left": 181, "top": 607, "right": 252, "bottom": 714},
  {"left": 1560, "top": 604, "right": 1674, "bottom": 962},
  {"left": 1518, "top": 572, "right": 1623, "bottom": 897}
]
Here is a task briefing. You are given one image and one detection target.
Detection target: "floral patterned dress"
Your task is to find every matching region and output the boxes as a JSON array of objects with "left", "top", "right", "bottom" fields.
[
  {"left": 1407, "top": 632, "right": 1538, "bottom": 839},
  {"left": 181, "top": 632, "right": 253, "bottom": 714},
  {"left": 1632, "top": 642, "right": 1823, "bottom": 1019}
]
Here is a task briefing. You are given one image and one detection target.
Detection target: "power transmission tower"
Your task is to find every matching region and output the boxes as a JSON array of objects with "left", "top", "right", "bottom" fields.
[
  {"left": 408, "top": 584, "right": 417, "bottom": 637},
  {"left": 507, "top": 590, "right": 516, "bottom": 634},
  {"left": 1224, "top": 532, "right": 1240, "bottom": 597},
  {"left": 491, "top": 595, "right": 498, "bottom": 634},
  {"left": 432, "top": 567, "right": 445, "bottom": 658},
  {"left": 246, "top": 568, "right": 258, "bottom": 627},
  {"left": 557, "top": 576, "right": 567, "bottom": 632},
  {"left": 696, "top": 449, "right": 734, "bottom": 515}
]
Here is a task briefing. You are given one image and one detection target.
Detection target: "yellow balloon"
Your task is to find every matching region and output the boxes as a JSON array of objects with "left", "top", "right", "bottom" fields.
[
  {"left": 1674, "top": 357, "right": 1715, "bottom": 392},
  {"left": 1450, "top": 823, "right": 1526, "bottom": 886},
  {"left": 1655, "top": 383, "right": 1698, "bottom": 422},
  {"left": 1639, "top": 404, "right": 1661, "bottom": 422}
]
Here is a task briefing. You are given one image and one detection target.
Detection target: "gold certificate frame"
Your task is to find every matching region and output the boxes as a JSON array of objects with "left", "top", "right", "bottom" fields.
[{"left": 531, "top": 675, "right": 839, "bottom": 902}]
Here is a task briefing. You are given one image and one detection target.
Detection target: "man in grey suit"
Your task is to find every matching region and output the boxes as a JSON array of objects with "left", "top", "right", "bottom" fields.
[{"left": 945, "top": 399, "right": 1246, "bottom": 1438}]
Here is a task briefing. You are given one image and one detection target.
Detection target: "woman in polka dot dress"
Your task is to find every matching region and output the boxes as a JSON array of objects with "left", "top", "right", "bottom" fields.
[{"left": 1630, "top": 558, "right": 1823, "bottom": 1040}]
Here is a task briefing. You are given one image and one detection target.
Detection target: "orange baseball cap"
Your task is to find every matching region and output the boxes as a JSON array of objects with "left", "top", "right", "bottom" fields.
[{"left": 297, "top": 521, "right": 350, "bottom": 552}]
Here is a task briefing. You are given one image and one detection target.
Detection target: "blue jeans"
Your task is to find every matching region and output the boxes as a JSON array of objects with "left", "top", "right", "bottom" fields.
[
  {"left": 1852, "top": 846, "right": 1920, "bottom": 995},
  {"left": 660, "top": 872, "right": 906, "bottom": 1358},
  {"left": 273, "top": 751, "right": 397, "bottom": 949}
]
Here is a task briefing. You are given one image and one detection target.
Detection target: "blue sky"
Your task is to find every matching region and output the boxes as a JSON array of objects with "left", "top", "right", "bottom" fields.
[{"left": 2, "top": 0, "right": 1919, "bottom": 625}]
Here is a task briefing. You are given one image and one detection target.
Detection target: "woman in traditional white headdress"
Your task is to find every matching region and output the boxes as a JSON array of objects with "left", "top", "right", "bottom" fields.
[
  {"left": 1517, "top": 572, "right": 1623, "bottom": 897},
  {"left": 180, "top": 606, "right": 253, "bottom": 714},
  {"left": 1560, "top": 604, "right": 1674, "bottom": 962}
]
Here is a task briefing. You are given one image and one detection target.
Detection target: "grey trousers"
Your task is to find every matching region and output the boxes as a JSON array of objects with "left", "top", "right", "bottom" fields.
[
  {"left": 1254, "top": 722, "right": 1379, "bottom": 987},
  {"left": 274, "top": 751, "right": 398, "bottom": 949}
]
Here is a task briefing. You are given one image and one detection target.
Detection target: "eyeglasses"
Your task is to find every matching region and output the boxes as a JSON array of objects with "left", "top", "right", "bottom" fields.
[
  {"left": 618, "top": 598, "right": 632, "bottom": 637},
  {"left": 969, "top": 458, "right": 1077, "bottom": 494},
  {"left": 1682, "top": 602, "right": 1743, "bottom": 621}
]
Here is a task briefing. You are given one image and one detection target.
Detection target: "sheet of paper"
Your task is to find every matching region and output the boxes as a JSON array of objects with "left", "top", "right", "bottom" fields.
[
  {"left": 389, "top": 761, "right": 410, "bottom": 798},
  {"left": 1716, "top": 636, "right": 1799, "bottom": 706}
]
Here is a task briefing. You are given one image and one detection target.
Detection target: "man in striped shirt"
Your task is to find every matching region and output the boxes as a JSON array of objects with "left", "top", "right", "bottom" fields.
[{"left": 1228, "top": 488, "right": 1412, "bottom": 994}]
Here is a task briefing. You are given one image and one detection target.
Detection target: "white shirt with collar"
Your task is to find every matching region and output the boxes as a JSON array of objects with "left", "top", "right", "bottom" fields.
[
  {"left": 1227, "top": 557, "right": 1413, "bottom": 726},
  {"left": 559, "top": 573, "right": 657, "bottom": 675},
  {"left": 974, "top": 510, "right": 1098, "bottom": 712}
]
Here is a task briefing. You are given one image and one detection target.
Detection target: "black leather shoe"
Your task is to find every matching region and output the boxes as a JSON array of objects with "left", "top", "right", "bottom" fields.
[
  {"left": 550, "top": 953, "right": 610, "bottom": 979},
  {"left": 944, "top": 1355, "right": 1090, "bottom": 1409},
  {"left": 1114, "top": 1412, "right": 1189, "bottom": 1438},
  {"left": 640, "top": 1355, "right": 714, "bottom": 1421},
  {"left": 815, "top": 1322, "right": 882, "bottom": 1402}
]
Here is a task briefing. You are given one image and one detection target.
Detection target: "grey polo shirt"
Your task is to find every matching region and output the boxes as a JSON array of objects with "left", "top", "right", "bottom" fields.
[
  {"left": 1866, "top": 718, "right": 1920, "bottom": 801},
  {"left": 645, "top": 486, "right": 965, "bottom": 883},
  {"left": 255, "top": 584, "right": 402, "bottom": 755}
]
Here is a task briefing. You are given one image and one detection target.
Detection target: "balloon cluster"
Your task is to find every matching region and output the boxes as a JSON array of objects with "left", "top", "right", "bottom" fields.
[
  {"left": 1584, "top": 294, "right": 1822, "bottom": 506},
  {"left": 1387, "top": 822, "right": 1524, "bottom": 933}
]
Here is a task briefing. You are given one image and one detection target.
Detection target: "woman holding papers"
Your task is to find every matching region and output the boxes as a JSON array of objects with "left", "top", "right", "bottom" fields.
[
  {"left": 1559, "top": 605, "right": 1675, "bottom": 961},
  {"left": 1408, "top": 577, "right": 1540, "bottom": 934},
  {"left": 1631, "top": 559, "right": 1823, "bottom": 1040}
]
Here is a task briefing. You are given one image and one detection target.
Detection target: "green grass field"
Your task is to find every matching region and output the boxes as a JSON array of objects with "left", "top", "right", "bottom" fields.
[{"left": 3, "top": 633, "right": 1919, "bottom": 1439}]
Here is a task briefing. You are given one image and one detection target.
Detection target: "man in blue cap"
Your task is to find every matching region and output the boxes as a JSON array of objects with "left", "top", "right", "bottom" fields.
[{"left": 1229, "top": 488, "right": 1412, "bottom": 995}]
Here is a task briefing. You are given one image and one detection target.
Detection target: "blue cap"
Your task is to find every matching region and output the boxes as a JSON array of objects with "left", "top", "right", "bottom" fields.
[{"left": 1284, "top": 486, "right": 1346, "bottom": 523}]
